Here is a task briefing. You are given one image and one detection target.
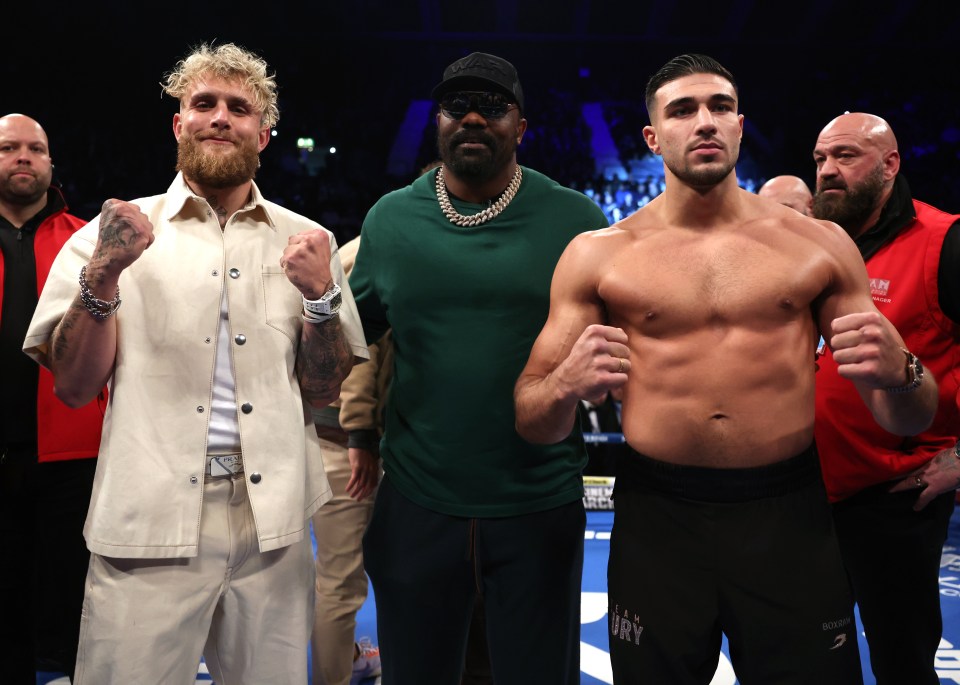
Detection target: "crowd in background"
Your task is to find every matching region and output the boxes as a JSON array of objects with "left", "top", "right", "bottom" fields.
[{"left": 45, "top": 83, "right": 959, "bottom": 250}]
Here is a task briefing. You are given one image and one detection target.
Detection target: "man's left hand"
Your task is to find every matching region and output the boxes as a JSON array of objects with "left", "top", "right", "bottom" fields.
[
  {"left": 889, "top": 446, "right": 960, "bottom": 510},
  {"left": 829, "top": 312, "right": 908, "bottom": 388},
  {"left": 346, "top": 447, "right": 380, "bottom": 501}
]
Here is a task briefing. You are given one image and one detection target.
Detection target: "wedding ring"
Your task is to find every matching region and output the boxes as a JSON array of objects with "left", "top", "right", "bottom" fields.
[
  {"left": 617, "top": 358, "right": 625, "bottom": 373},
  {"left": 915, "top": 474, "right": 925, "bottom": 488}
]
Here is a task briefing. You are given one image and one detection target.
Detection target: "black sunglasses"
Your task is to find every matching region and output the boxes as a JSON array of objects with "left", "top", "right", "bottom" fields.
[{"left": 439, "top": 91, "right": 518, "bottom": 120}]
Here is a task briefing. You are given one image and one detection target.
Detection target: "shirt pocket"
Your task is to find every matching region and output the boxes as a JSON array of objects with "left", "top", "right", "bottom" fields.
[{"left": 262, "top": 265, "right": 302, "bottom": 343}]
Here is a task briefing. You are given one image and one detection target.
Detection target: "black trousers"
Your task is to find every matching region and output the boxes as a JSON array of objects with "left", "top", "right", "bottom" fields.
[
  {"left": 363, "top": 476, "right": 585, "bottom": 685},
  {"left": 34, "top": 458, "right": 96, "bottom": 677},
  {"left": 0, "top": 448, "right": 37, "bottom": 685},
  {"left": 0, "top": 452, "right": 95, "bottom": 683},
  {"left": 608, "top": 447, "right": 864, "bottom": 685},
  {"left": 460, "top": 593, "right": 492, "bottom": 685},
  {"left": 833, "top": 481, "right": 955, "bottom": 685}
]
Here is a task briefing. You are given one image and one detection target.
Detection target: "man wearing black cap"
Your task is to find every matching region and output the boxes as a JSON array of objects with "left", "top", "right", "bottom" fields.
[{"left": 349, "top": 52, "right": 608, "bottom": 683}]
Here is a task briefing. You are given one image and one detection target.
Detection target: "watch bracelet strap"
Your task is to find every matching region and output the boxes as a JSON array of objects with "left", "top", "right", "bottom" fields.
[
  {"left": 884, "top": 347, "right": 921, "bottom": 393},
  {"left": 302, "top": 308, "right": 336, "bottom": 324}
]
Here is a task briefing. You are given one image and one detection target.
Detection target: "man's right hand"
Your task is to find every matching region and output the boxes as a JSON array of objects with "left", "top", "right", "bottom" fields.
[
  {"left": 346, "top": 447, "right": 380, "bottom": 501},
  {"left": 89, "top": 199, "right": 155, "bottom": 276},
  {"left": 49, "top": 198, "right": 153, "bottom": 408},
  {"left": 554, "top": 324, "right": 631, "bottom": 404}
]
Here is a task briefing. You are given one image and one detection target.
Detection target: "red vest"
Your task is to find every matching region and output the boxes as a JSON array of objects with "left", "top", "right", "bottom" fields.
[
  {"left": 0, "top": 199, "right": 105, "bottom": 462},
  {"left": 815, "top": 200, "right": 960, "bottom": 501}
]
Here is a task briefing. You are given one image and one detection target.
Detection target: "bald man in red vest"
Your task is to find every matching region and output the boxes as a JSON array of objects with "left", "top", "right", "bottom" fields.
[{"left": 812, "top": 111, "right": 960, "bottom": 685}]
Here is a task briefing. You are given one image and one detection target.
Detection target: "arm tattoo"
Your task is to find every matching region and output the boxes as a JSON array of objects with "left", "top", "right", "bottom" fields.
[
  {"left": 296, "top": 317, "right": 354, "bottom": 404},
  {"left": 51, "top": 300, "right": 87, "bottom": 363}
]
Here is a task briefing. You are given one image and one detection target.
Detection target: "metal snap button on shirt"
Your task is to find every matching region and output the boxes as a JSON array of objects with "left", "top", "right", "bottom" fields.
[
  {"left": 235, "top": 334, "right": 246, "bottom": 345},
  {"left": 250, "top": 472, "right": 262, "bottom": 484},
  {"left": 241, "top": 403, "right": 253, "bottom": 414},
  {"left": 229, "top": 268, "right": 240, "bottom": 279}
]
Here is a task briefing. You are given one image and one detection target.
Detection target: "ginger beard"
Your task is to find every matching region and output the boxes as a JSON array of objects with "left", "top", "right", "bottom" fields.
[{"left": 176, "top": 132, "right": 261, "bottom": 189}]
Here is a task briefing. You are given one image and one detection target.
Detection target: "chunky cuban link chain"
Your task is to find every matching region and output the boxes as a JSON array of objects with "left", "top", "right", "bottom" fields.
[{"left": 436, "top": 165, "right": 523, "bottom": 227}]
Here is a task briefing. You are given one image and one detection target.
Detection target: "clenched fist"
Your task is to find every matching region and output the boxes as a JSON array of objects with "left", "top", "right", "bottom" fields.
[
  {"left": 90, "top": 199, "right": 155, "bottom": 276},
  {"left": 281, "top": 229, "right": 334, "bottom": 299},
  {"left": 829, "top": 311, "right": 909, "bottom": 389}
]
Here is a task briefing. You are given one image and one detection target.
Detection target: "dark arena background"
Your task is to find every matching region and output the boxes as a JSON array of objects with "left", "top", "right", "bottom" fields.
[
  {"left": 8, "top": 1, "right": 960, "bottom": 683},
  {"left": 7, "top": 0, "right": 960, "bottom": 246}
]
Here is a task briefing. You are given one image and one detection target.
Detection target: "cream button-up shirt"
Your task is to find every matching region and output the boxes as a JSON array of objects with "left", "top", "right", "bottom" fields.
[{"left": 24, "top": 173, "right": 369, "bottom": 558}]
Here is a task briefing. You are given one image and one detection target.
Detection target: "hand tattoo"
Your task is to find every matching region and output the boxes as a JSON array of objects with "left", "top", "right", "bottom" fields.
[{"left": 95, "top": 202, "right": 142, "bottom": 259}]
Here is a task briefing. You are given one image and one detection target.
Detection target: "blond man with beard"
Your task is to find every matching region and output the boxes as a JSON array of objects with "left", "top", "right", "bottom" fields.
[{"left": 23, "top": 43, "right": 368, "bottom": 684}]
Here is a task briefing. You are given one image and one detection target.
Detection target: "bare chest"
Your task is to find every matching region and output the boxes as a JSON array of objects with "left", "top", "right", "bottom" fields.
[{"left": 599, "top": 234, "right": 827, "bottom": 333}]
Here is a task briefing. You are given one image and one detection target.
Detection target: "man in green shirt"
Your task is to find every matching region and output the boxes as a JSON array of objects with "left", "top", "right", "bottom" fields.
[{"left": 350, "top": 52, "right": 608, "bottom": 684}]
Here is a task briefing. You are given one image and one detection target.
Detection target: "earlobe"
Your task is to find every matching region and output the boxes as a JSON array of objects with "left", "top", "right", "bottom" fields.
[
  {"left": 642, "top": 125, "right": 660, "bottom": 155},
  {"left": 516, "top": 118, "right": 528, "bottom": 145},
  {"left": 884, "top": 150, "right": 901, "bottom": 179}
]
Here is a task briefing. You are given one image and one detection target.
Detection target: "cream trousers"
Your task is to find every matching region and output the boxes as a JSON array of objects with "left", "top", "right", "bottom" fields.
[
  {"left": 310, "top": 438, "right": 378, "bottom": 685},
  {"left": 74, "top": 474, "right": 315, "bottom": 684}
]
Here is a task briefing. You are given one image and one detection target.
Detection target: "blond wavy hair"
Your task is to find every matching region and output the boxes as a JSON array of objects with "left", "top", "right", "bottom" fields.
[{"left": 163, "top": 42, "right": 280, "bottom": 128}]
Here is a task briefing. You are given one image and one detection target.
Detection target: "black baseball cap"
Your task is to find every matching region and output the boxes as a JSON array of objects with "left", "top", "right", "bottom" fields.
[{"left": 431, "top": 52, "right": 525, "bottom": 111}]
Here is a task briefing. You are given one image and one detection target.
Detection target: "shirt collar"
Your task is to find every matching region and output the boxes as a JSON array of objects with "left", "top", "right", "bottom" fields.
[{"left": 164, "top": 171, "right": 278, "bottom": 229}]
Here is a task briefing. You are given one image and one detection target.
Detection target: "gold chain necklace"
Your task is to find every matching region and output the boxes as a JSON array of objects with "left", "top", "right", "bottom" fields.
[{"left": 435, "top": 165, "right": 523, "bottom": 227}]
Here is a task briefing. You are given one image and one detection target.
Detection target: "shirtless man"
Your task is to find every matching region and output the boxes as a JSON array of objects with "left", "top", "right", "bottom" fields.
[{"left": 514, "top": 54, "right": 937, "bottom": 685}]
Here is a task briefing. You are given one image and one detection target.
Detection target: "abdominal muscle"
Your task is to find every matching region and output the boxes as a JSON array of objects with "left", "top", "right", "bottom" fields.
[{"left": 619, "top": 324, "right": 818, "bottom": 468}]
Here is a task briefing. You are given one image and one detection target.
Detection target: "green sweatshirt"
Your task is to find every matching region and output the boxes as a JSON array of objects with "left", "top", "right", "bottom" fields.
[{"left": 350, "top": 166, "right": 609, "bottom": 517}]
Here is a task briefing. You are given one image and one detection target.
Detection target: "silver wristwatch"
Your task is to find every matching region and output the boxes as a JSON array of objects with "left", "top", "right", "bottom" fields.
[
  {"left": 303, "top": 284, "right": 342, "bottom": 317},
  {"left": 885, "top": 348, "right": 924, "bottom": 394}
]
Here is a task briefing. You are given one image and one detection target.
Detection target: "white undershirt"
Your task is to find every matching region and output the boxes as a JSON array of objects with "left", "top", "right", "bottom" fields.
[{"left": 205, "top": 287, "right": 241, "bottom": 454}]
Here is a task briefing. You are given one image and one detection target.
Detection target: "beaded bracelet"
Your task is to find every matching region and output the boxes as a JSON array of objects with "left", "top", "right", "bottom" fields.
[{"left": 79, "top": 265, "right": 121, "bottom": 320}]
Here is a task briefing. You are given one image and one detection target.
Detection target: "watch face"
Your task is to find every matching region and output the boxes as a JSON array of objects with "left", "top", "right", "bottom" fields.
[
  {"left": 330, "top": 291, "right": 342, "bottom": 312},
  {"left": 303, "top": 285, "right": 342, "bottom": 316},
  {"left": 318, "top": 285, "right": 342, "bottom": 314}
]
